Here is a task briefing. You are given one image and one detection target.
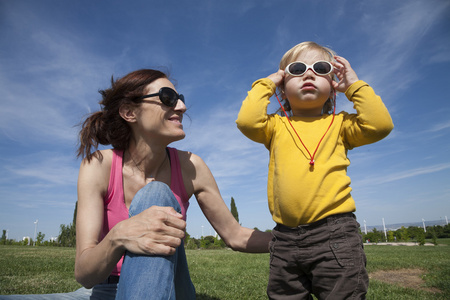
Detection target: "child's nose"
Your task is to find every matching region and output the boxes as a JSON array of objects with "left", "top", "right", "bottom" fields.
[{"left": 304, "top": 68, "right": 315, "bottom": 78}]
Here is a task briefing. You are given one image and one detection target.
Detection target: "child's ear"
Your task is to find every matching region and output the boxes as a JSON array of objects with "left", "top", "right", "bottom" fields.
[
  {"left": 330, "top": 87, "right": 336, "bottom": 99},
  {"left": 119, "top": 104, "right": 137, "bottom": 123},
  {"left": 280, "top": 85, "right": 286, "bottom": 99}
]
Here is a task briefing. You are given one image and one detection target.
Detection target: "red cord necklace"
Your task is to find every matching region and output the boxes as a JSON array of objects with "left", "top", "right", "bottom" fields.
[{"left": 275, "top": 92, "right": 336, "bottom": 166}]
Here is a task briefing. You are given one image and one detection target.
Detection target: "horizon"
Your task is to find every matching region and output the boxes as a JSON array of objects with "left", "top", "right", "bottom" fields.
[
  {"left": 1, "top": 0, "right": 449, "bottom": 240},
  {"left": 4, "top": 216, "right": 449, "bottom": 242}
]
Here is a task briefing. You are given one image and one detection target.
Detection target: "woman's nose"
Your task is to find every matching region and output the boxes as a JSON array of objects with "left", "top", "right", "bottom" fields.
[{"left": 174, "top": 99, "right": 187, "bottom": 112}]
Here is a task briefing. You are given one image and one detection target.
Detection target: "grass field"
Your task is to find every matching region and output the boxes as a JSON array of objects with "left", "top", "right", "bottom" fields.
[{"left": 0, "top": 240, "right": 449, "bottom": 299}]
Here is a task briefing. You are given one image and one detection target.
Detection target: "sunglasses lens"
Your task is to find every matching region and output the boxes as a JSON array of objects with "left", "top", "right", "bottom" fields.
[
  {"left": 160, "top": 88, "right": 178, "bottom": 107},
  {"left": 313, "top": 62, "right": 332, "bottom": 75},
  {"left": 288, "top": 62, "right": 307, "bottom": 75}
]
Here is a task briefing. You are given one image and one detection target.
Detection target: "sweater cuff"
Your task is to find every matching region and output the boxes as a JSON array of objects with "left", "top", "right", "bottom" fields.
[
  {"left": 345, "top": 80, "right": 368, "bottom": 99},
  {"left": 252, "top": 78, "right": 277, "bottom": 92}
]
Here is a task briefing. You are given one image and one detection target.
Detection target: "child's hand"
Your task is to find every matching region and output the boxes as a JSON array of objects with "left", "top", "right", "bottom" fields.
[
  {"left": 267, "top": 69, "right": 285, "bottom": 87},
  {"left": 332, "top": 56, "right": 359, "bottom": 93}
]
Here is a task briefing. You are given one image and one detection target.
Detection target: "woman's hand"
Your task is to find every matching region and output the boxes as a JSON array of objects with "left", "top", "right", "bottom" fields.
[
  {"left": 332, "top": 56, "right": 359, "bottom": 93},
  {"left": 113, "top": 206, "right": 186, "bottom": 256}
]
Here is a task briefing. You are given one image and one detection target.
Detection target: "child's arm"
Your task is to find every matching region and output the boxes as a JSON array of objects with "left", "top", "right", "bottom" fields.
[
  {"left": 335, "top": 56, "right": 394, "bottom": 148},
  {"left": 236, "top": 73, "right": 282, "bottom": 146}
]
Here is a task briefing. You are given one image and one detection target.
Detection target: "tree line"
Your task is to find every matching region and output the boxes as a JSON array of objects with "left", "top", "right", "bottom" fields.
[
  {"left": 4, "top": 197, "right": 448, "bottom": 248},
  {"left": 1, "top": 197, "right": 243, "bottom": 249},
  {"left": 361, "top": 224, "right": 450, "bottom": 245},
  {"left": 1, "top": 202, "right": 77, "bottom": 247}
]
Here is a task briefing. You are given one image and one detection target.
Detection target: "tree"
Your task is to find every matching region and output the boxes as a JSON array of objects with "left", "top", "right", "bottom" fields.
[
  {"left": 58, "top": 223, "right": 76, "bottom": 247},
  {"left": 407, "top": 226, "right": 423, "bottom": 240},
  {"left": 186, "top": 235, "right": 201, "bottom": 250},
  {"left": 36, "top": 232, "right": 45, "bottom": 246},
  {"left": 73, "top": 201, "right": 78, "bottom": 226},
  {"left": 1, "top": 230, "right": 6, "bottom": 245},
  {"left": 200, "top": 235, "right": 216, "bottom": 249},
  {"left": 213, "top": 236, "right": 226, "bottom": 249},
  {"left": 417, "top": 230, "right": 425, "bottom": 246},
  {"left": 58, "top": 201, "right": 77, "bottom": 247},
  {"left": 395, "top": 226, "right": 410, "bottom": 242},
  {"left": 230, "top": 197, "right": 239, "bottom": 224},
  {"left": 365, "top": 228, "right": 382, "bottom": 243},
  {"left": 387, "top": 231, "right": 395, "bottom": 242}
]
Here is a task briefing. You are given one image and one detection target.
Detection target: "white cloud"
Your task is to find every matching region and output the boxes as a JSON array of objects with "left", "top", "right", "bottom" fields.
[
  {"left": 357, "top": 162, "right": 450, "bottom": 186},
  {"left": 427, "top": 120, "right": 450, "bottom": 133},
  {"left": 1, "top": 152, "right": 78, "bottom": 186},
  {"left": 355, "top": 1, "right": 450, "bottom": 101}
]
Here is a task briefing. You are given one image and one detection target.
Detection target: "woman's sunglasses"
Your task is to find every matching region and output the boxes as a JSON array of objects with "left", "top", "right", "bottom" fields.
[
  {"left": 139, "top": 87, "right": 185, "bottom": 107},
  {"left": 285, "top": 61, "right": 333, "bottom": 77}
]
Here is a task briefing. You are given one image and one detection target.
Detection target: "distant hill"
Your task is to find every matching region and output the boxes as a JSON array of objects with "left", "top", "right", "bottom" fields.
[{"left": 364, "top": 219, "right": 448, "bottom": 232}]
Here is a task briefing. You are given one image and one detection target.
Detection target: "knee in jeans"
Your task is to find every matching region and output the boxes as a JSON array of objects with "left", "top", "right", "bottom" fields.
[{"left": 129, "top": 181, "right": 181, "bottom": 216}]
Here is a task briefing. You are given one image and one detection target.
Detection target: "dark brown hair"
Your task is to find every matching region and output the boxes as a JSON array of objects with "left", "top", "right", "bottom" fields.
[{"left": 77, "top": 69, "right": 167, "bottom": 162}]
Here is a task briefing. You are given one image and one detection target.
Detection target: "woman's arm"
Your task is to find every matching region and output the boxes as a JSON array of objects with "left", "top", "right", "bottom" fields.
[
  {"left": 75, "top": 151, "right": 124, "bottom": 288},
  {"left": 75, "top": 150, "right": 186, "bottom": 288},
  {"left": 181, "top": 151, "right": 271, "bottom": 253}
]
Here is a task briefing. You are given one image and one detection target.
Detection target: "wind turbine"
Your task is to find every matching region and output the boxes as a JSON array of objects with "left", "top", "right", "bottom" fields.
[
  {"left": 382, "top": 218, "right": 387, "bottom": 241},
  {"left": 33, "top": 219, "right": 38, "bottom": 246}
]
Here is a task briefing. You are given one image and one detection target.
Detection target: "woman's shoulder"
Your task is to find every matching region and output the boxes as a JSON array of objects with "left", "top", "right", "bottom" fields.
[
  {"left": 173, "top": 148, "right": 201, "bottom": 164},
  {"left": 78, "top": 149, "right": 114, "bottom": 197},
  {"left": 172, "top": 149, "right": 207, "bottom": 173},
  {"left": 80, "top": 149, "right": 114, "bottom": 174}
]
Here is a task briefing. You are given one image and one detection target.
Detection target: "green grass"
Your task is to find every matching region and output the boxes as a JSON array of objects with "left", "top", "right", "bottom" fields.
[
  {"left": 189, "top": 250, "right": 268, "bottom": 300},
  {"left": 364, "top": 245, "right": 450, "bottom": 300},
  {"left": 0, "top": 246, "right": 82, "bottom": 295},
  {"left": 1, "top": 241, "right": 449, "bottom": 299}
]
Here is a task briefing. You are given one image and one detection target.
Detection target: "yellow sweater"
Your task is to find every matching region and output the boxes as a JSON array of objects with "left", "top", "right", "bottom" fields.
[{"left": 236, "top": 78, "right": 393, "bottom": 227}]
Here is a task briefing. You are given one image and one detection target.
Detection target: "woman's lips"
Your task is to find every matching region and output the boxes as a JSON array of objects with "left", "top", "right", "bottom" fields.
[{"left": 169, "top": 115, "right": 183, "bottom": 125}]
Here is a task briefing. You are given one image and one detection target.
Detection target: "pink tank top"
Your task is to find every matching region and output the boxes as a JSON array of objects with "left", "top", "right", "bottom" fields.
[{"left": 102, "top": 147, "right": 190, "bottom": 276}]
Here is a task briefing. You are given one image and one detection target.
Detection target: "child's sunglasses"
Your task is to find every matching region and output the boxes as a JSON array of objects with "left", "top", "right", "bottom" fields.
[
  {"left": 139, "top": 87, "right": 185, "bottom": 107},
  {"left": 285, "top": 61, "right": 333, "bottom": 77}
]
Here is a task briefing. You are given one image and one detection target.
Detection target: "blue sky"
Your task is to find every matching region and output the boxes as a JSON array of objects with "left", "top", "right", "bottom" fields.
[{"left": 1, "top": 0, "right": 449, "bottom": 241}]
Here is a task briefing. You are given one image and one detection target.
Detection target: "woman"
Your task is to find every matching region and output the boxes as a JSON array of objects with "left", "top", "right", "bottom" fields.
[{"left": 75, "top": 69, "right": 271, "bottom": 299}]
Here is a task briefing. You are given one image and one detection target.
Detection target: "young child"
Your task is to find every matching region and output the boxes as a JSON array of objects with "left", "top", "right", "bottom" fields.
[{"left": 236, "top": 42, "right": 394, "bottom": 299}]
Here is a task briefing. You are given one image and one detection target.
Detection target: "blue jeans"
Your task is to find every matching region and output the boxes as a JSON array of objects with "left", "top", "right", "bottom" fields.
[
  {"left": 0, "top": 182, "right": 195, "bottom": 300},
  {"left": 0, "top": 288, "right": 93, "bottom": 300},
  {"left": 115, "top": 181, "right": 196, "bottom": 300}
]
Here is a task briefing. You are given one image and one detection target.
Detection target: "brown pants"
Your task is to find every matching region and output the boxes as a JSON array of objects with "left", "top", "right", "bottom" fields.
[{"left": 267, "top": 213, "right": 368, "bottom": 300}]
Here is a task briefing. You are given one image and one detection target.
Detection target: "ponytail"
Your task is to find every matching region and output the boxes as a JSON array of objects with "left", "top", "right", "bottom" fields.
[{"left": 77, "top": 111, "right": 108, "bottom": 162}]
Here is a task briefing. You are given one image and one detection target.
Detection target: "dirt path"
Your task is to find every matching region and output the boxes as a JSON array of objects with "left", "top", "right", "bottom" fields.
[
  {"left": 365, "top": 242, "right": 435, "bottom": 246},
  {"left": 370, "top": 268, "right": 442, "bottom": 293}
]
